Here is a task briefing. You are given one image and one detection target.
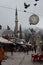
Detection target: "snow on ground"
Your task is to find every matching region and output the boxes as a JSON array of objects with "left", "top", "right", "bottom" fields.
[{"left": 2, "top": 52, "right": 43, "bottom": 65}]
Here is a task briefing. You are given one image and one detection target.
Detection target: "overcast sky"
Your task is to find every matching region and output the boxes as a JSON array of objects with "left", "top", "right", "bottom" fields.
[{"left": 0, "top": 0, "right": 43, "bottom": 30}]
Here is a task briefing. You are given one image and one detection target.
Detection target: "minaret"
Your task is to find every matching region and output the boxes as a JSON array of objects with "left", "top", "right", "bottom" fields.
[{"left": 14, "top": 8, "right": 18, "bottom": 37}]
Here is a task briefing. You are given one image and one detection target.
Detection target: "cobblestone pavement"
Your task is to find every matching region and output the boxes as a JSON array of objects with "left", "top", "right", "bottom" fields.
[{"left": 2, "top": 51, "right": 43, "bottom": 65}]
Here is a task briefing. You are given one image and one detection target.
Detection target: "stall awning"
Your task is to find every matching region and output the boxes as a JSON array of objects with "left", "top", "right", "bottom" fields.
[{"left": 0, "top": 37, "right": 13, "bottom": 44}]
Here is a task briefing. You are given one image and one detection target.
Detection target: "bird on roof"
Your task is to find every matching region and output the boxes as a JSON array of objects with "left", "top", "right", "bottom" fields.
[
  {"left": 35, "top": 0, "right": 39, "bottom": 2},
  {"left": 24, "top": 2, "right": 30, "bottom": 9},
  {"left": 34, "top": 3, "right": 37, "bottom": 6}
]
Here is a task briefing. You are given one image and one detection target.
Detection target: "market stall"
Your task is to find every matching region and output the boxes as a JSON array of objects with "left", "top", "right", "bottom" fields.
[{"left": 0, "top": 37, "right": 13, "bottom": 52}]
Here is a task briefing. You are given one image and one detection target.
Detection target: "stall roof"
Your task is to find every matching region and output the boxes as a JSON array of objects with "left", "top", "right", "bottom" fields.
[{"left": 0, "top": 37, "right": 13, "bottom": 44}]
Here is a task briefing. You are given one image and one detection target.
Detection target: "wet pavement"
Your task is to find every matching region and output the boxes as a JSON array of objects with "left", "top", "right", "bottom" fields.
[{"left": 2, "top": 51, "right": 43, "bottom": 65}]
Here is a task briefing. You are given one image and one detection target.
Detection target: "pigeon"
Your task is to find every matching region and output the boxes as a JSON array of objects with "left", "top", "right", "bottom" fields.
[
  {"left": 35, "top": 0, "right": 38, "bottom": 1},
  {"left": 34, "top": 3, "right": 37, "bottom": 6},
  {"left": 24, "top": 2, "right": 30, "bottom": 9},
  {"left": 24, "top": 10, "right": 26, "bottom": 12}
]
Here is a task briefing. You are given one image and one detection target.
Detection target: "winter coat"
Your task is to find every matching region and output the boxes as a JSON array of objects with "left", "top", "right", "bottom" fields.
[{"left": 0, "top": 47, "right": 4, "bottom": 61}]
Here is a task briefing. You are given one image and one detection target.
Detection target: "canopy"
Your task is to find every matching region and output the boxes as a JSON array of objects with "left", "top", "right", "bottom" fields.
[
  {"left": 16, "top": 41, "right": 24, "bottom": 45},
  {"left": 0, "top": 37, "right": 13, "bottom": 44},
  {"left": 25, "top": 42, "right": 32, "bottom": 46}
]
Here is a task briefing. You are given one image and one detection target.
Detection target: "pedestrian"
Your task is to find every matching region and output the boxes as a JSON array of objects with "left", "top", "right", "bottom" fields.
[
  {"left": 31, "top": 46, "right": 33, "bottom": 52},
  {"left": 34, "top": 45, "right": 36, "bottom": 53},
  {"left": 10, "top": 45, "right": 14, "bottom": 56},
  {"left": 0, "top": 46, "right": 4, "bottom": 65},
  {"left": 26, "top": 46, "right": 29, "bottom": 55}
]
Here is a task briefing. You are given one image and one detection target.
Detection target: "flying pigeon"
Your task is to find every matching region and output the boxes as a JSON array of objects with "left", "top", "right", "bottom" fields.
[
  {"left": 24, "top": 2, "right": 30, "bottom": 9},
  {"left": 24, "top": 10, "right": 26, "bottom": 12},
  {"left": 35, "top": 0, "right": 39, "bottom": 2},
  {"left": 34, "top": 3, "right": 37, "bottom": 6}
]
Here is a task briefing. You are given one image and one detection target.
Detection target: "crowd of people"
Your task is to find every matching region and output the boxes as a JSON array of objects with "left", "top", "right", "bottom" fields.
[{"left": 0, "top": 40, "right": 43, "bottom": 65}]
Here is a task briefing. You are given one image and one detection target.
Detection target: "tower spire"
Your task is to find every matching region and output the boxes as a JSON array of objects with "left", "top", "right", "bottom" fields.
[
  {"left": 15, "top": 8, "right": 17, "bottom": 15},
  {"left": 14, "top": 8, "right": 18, "bottom": 38}
]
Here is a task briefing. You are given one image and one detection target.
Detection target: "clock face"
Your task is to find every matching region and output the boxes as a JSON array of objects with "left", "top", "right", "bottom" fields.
[{"left": 29, "top": 14, "right": 39, "bottom": 25}]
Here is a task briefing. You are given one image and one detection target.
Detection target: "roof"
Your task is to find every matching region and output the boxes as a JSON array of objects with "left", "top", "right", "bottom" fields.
[
  {"left": 0, "top": 29, "right": 14, "bottom": 36},
  {"left": 0, "top": 37, "right": 13, "bottom": 44},
  {"left": 2, "top": 29, "right": 14, "bottom": 35},
  {"left": 0, "top": 29, "right": 5, "bottom": 35},
  {"left": 39, "top": 29, "right": 43, "bottom": 36}
]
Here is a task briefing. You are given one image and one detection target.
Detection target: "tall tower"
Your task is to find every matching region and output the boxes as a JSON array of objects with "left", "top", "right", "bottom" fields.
[{"left": 14, "top": 8, "right": 18, "bottom": 37}]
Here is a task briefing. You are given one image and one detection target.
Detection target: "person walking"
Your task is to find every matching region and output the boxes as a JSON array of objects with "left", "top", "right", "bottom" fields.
[
  {"left": 10, "top": 45, "right": 14, "bottom": 56},
  {"left": 34, "top": 45, "right": 36, "bottom": 53},
  {"left": 26, "top": 46, "right": 29, "bottom": 55},
  {"left": 0, "top": 46, "right": 4, "bottom": 65}
]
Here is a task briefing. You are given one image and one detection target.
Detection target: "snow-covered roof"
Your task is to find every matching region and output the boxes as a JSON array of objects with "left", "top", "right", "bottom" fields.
[
  {"left": 28, "top": 42, "right": 31, "bottom": 46},
  {"left": 0, "top": 37, "right": 13, "bottom": 44},
  {"left": 2, "top": 29, "right": 14, "bottom": 35},
  {"left": 0, "top": 29, "right": 5, "bottom": 35},
  {"left": 0, "top": 29, "right": 14, "bottom": 36}
]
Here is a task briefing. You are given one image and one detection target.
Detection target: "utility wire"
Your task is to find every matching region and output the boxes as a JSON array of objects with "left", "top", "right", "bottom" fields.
[
  {"left": 0, "top": 5, "right": 32, "bottom": 13},
  {"left": 0, "top": 5, "right": 35, "bottom": 14},
  {"left": 0, "top": 5, "right": 43, "bottom": 16},
  {"left": 0, "top": 5, "right": 15, "bottom": 10}
]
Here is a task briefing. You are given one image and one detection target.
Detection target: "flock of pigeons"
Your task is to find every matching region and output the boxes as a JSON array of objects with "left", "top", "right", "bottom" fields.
[
  {"left": 24, "top": 0, "right": 39, "bottom": 9},
  {"left": 24, "top": 0, "right": 39, "bottom": 25}
]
